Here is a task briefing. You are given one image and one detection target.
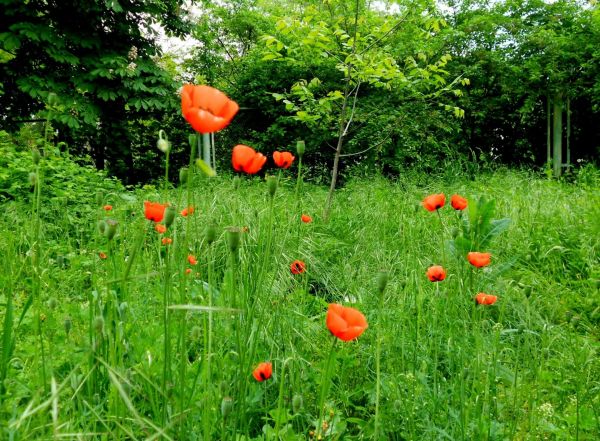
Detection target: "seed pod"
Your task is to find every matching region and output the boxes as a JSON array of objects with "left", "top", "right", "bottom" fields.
[
  {"left": 266, "top": 175, "right": 277, "bottom": 198},
  {"left": 179, "top": 167, "right": 189, "bottom": 184},
  {"left": 226, "top": 227, "right": 241, "bottom": 253},
  {"left": 97, "top": 220, "right": 107, "bottom": 235},
  {"left": 47, "top": 92, "right": 59, "bottom": 106},
  {"left": 221, "top": 397, "right": 233, "bottom": 419},
  {"left": 376, "top": 270, "right": 389, "bottom": 295},
  {"left": 163, "top": 206, "right": 176, "bottom": 228},
  {"left": 205, "top": 224, "right": 217, "bottom": 245},
  {"left": 28, "top": 172, "right": 37, "bottom": 187},
  {"left": 292, "top": 394, "right": 304, "bottom": 413},
  {"left": 105, "top": 219, "right": 118, "bottom": 240},
  {"left": 296, "top": 140, "right": 305, "bottom": 158}
]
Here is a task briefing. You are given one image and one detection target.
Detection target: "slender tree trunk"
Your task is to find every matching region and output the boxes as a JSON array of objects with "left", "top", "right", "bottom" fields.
[{"left": 552, "top": 93, "right": 563, "bottom": 178}]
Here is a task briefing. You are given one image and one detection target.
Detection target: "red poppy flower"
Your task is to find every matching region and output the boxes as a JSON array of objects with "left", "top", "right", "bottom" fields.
[
  {"left": 422, "top": 193, "right": 445, "bottom": 211},
  {"left": 232, "top": 145, "right": 267, "bottom": 174},
  {"left": 290, "top": 260, "right": 306, "bottom": 275},
  {"left": 301, "top": 214, "right": 312, "bottom": 223},
  {"left": 144, "top": 201, "right": 167, "bottom": 223},
  {"left": 252, "top": 362, "right": 273, "bottom": 382},
  {"left": 474, "top": 293, "right": 498, "bottom": 305},
  {"left": 185, "top": 268, "right": 192, "bottom": 275},
  {"left": 273, "top": 151, "right": 295, "bottom": 169},
  {"left": 181, "top": 84, "right": 239, "bottom": 134},
  {"left": 99, "top": 251, "right": 107, "bottom": 259},
  {"left": 155, "top": 224, "right": 167, "bottom": 234},
  {"left": 162, "top": 237, "right": 173, "bottom": 245},
  {"left": 467, "top": 252, "right": 491, "bottom": 268},
  {"left": 181, "top": 206, "right": 195, "bottom": 217},
  {"left": 103, "top": 205, "right": 113, "bottom": 211},
  {"left": 426, "top": 265, "right": 446, "bottom": 282},
  {"left": 326, "top": 304, "right": 368, "bottom": 342},
  {"left": 450, "top": 194, "right": 467, "bottom": 210},
  {"left": 188, "top": 255, "right": 198, "bottom": 265}
]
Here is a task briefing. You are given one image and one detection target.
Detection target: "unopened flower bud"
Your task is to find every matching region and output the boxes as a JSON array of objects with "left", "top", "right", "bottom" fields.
[
  {"left": 190, "top": 325, "right": 202, "bottom": 342},
  {"left": 157, "top": 130, "right": 170, "bottom": 153},
  {"left": 233, "top": 176, "right": 240, "bottom": 190},
  {"left": 266, "top": 175, "right": 278, "bottom": 198},
  {"left": 226, "top": 227, "right": 241, "bottom": 253},
  {"left": 296, "top": 140, "right": 305, "bottom": 158},
  {"left": 97, "top": 220, "right": 107, "bottom": 235},
  {"left": 95, "top": 191, "right": 104, "bottom": 206},
  {"left": 221, "top": 397, "right": 233, "bottom": 419},
  {"left": 105, "top": 219, "right": 118, "bottom": 240},
  {"left": 206, "top": 224, "right": 217, "bottom": 245},
  {"left": 376, "top": 270, "right": 389, "bottom": 294},
  {"left": 119, "top": 302, "right": 128, "bottom": 317},
  {"left": 32, "top": 149, "right": 41, "bottom": 165},
  {"left": 163, "top": 206, "right": 176, "bottom": 228},
  {"left": 47, "top": 297, "right": 58, "bottom": 310},
  {"left": 93, "top": 316, "right": 105, "bottom": 334},
  {"left": 28, "top": 172, "right": 37, "bottom": 187},
  {"left": 292, "top": 394, "right": 304, "bottom": 413},
  {"left": 179, "top": 167, "right": 188, "bottom": 184},
  {"left": 451, "top": 228, "right": 459, "bottom": 238},
  {"left": 64, "top": 316, "right": 72, "bottom": 336}
]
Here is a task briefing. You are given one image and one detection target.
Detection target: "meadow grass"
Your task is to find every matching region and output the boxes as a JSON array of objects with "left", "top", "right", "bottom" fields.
[{"left": 0, "top": 165, "right": 599, "bottom": 440}]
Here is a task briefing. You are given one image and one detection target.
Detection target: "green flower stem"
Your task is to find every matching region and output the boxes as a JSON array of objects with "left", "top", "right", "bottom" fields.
[{"left": 317, "top": 337, "right": 337, "bottom": 437}]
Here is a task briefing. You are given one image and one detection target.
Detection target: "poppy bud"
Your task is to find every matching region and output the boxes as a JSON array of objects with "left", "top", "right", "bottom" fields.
[
  {"left": 32, "top": 149, "right": 41, "bottom": 165},
  {"left": 56, "top": 255, "right": 66, "bottom": 268},
  {"left": 206, "top": 224, "right": 217, "bottom": 245},
  {"left": 219, "top": 380, "right": 229, "bottom": 395},
  {"left": 157, "top": 130, "right": 170, "bottom": 153},
  {"left": 97, "top": 220, "right": 107, "bottom": 235},
  {"left": 292, "top": 394, "right": 304, "bottom": 413},
  {"left": 64, "top": 316, "right": 72, "bottom": 336},
  {"left": 226, "top": 227, "right": 241, "bottom": 253},
  {"left": 119, "top": 302, "right": 128, "bottom": 317},
  {"left": 47, "top": 92, "right": 59, "bottom": 106},
  {"left": 266, "top": 175, "right": 278, "bottom": 198},
  {"left": 376, "top": 270, "right": 389, "bottom": 294},
  {"left": 179, "top": 167, "right": 189, "bottom": 184},
  {"left": 95, "top": 191, "right": 104, "bottom": 206},
  {"left": 28, "top": 172, "right": 37, "bottom": 187},
  {"left": 296, "top": 140, "right": 305, "bottom": 158},
  {"left": 163, "top": 206, "right": 176, "bottom": 228},
  {"left": 233, "top": 176, "right": 240, "bottom": 190},
  {"left": 451, "top": 228, "right": 459, "bottom": 238},
  {"left": 47, "top": 297, "right": 58, "bottom": 310},
  {"left": 105, "top": 219, "right": 118, "bottom": 240},
  {"left": 93, "top": 316, "right": 105, "bottom": 334},
  {"left": 190, "top": 325, "right": 202, "bottom": 341},
  {"left": 221, "top": 397, "right": 233, "bottom": 419}
]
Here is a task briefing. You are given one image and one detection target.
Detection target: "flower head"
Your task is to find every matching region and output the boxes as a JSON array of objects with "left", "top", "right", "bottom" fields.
[
  {"left": 290, "top": 260, "right": 306, "bottom": 275},
  {"left": 301, "top": 214, "right": 313, "bottom": 223},
  {"left": 162, "top": 237, "right": 173, "bottom": 245},
  {"left": 181, "top": 206, "right": 195, "bottom": 217},
  {"left": 155, "top": 224, "right": 167, "bottom": 234},
  {"left": 99, "top": 251, "right": 107, "bottom": 260},
  {"left": 103, "top": 205, "right": 113, "bottom": 211},
  {"left": 326, "top": 304, "right": 368, "bottom": 342},
  {"left": 467, "top": 252, "right": 491, "bottom": 268},
  {"left": 188, "top": 255, "right": 198, "bottom": 265},
  {"left": 450, "top": 194, "right": 468, "bottom": 210},
  {"left": 474, "top": 293, "right": 498, "bottom": 305},
  {"left": 144, "top": 201, "right": 167, "bottom": 223},
  {"left": 252, "top": 362, "right": 273, "bottom": 382},
  {"left": 232, "top": 145, "right": 267, "bottom": 175},
  {"left": 422, "top": 193, "right": 446, "bottom": 211},
  {"left": 181, "top": 84, "right": 239, "bottom": 134},
  {"left": 426, "top": 265, "right": 446, "bottom": 282},
  {"left": 273, "top": 151, "right": 295, "bottom": 169}
]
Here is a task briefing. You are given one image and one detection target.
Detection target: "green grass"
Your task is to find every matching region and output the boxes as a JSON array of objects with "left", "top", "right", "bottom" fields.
[{"left": 1, "top": 163, "right": 599, "bottom": 440}]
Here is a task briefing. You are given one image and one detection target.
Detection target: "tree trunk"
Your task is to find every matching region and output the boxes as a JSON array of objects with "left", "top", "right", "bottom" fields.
[
  {"left": 552, "top": 94, "right": 563, "bottom": 178},
  {"left": 546, "top": 95, "right": 551, "bottom": 167},
  {"left": 566, "top": 96, "right": 571, "bottom": 172}
]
